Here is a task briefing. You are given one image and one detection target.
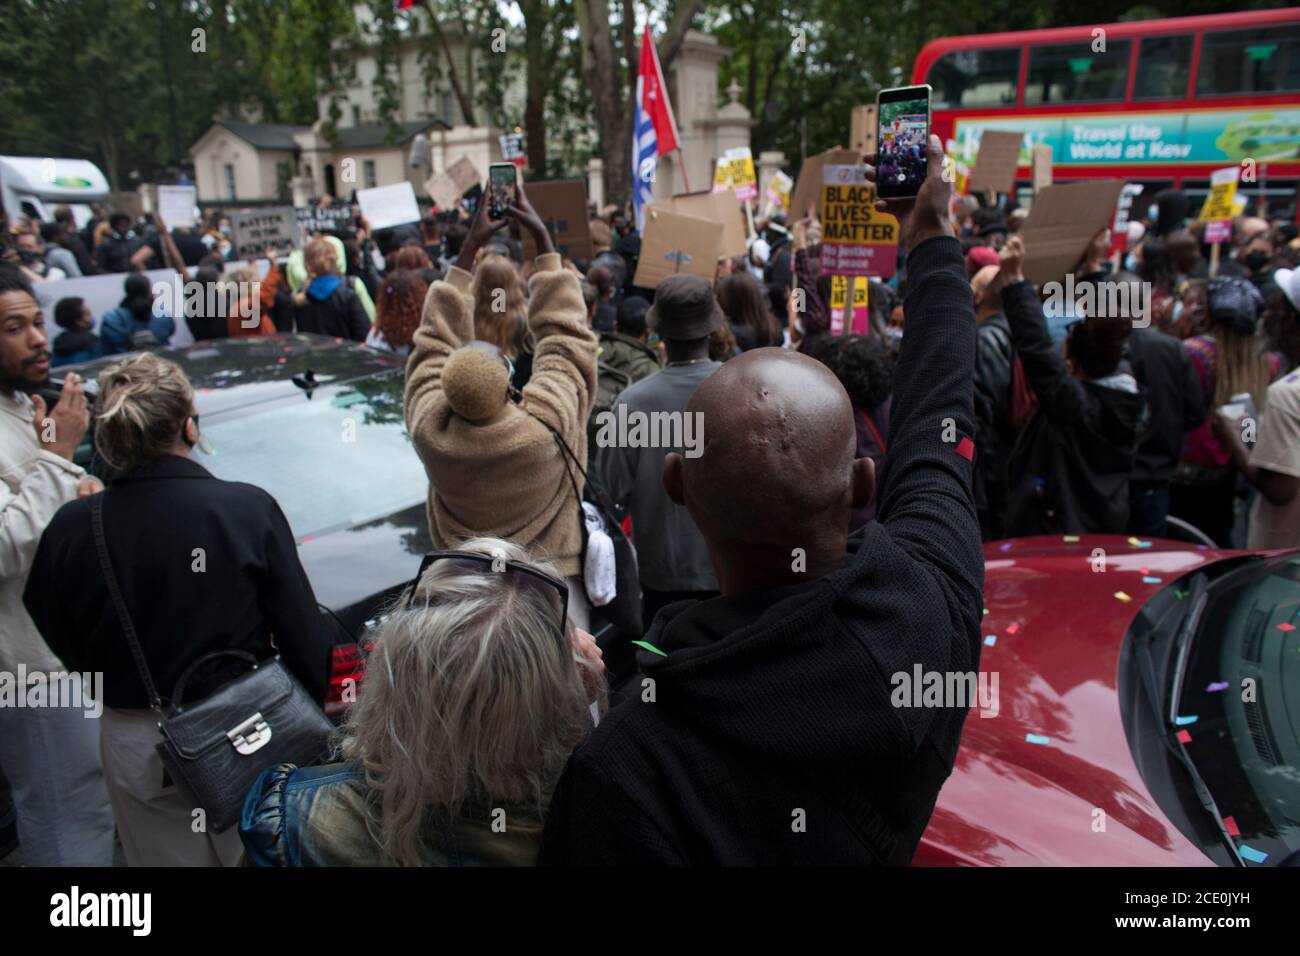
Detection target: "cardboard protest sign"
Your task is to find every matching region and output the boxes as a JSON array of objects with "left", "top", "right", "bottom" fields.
[
  {"left": 968, "top": 130, "right": 1023, "bottom": 196},
  {"left": 790, "top": 148, "right": 859, "bottom": 224},
  {"left": 519, "top": 179, "right": 591, "bottom": 262},
  {"left": 1198, "top": 166, "right": 1240, "bottom": 244},
  {"left": 712, "top": 147, "right": 758, "bottom": 201},
  {"left": 631, "top": 208, "right": 722, "bottom": 289},
  {"left": 765, "top": 170, "right": 793, "bottom": 216},
  {"left": 650, "top": 190, "right": 747, "bottom": 260},
  {"left": 157, "top": 185, "right": 197, "bottom": 229},
  {"left": 499, "top": 132, "right": 526, "bottom": 166},
  {"left": 296, "top": 203, "right": 355, "bottom": 236},
  {"left": 231, "top": 207, "right": 299, "bottom": 261},
  {"left": 1031, "top": 145, "right": 1053, "bottom": 193},
  {"left": 446, "top": 157, "right": 481, "bottom": 195},
  {"left": 850, "top": 105, "right": 877, "bottom": 159},
  {"left": 1020, "top": 180, "right": 1125, "bottom": 288},
  {"left": 1108, "top": 184, "right": 1144, "bottom": 257},
  {"left": 818, "top": 165, "right": 899, "bottom": 279},
  {"left": 357, "top": 182, "right": 421, "bottom": 231},
  {"left": 424, "top": 171, "right": 461, "bottom": 210}
]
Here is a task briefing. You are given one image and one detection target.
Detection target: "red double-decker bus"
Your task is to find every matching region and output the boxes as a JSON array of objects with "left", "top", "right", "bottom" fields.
[{"left": 912, "top": 8, "right": 1300, "bottom": 219}]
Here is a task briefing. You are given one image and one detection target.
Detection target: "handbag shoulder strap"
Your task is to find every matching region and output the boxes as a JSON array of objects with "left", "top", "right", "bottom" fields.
[
  {"left": 91, "top": 492, "right": 165, "bottom": 711},
  {"left": 526, "top": 411, "right": 589, "bottom": 506}
]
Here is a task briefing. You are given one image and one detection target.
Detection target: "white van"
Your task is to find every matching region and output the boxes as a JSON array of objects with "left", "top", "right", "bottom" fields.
[{"left": 0, "top": 156, "right": 111, "bottom": 228}]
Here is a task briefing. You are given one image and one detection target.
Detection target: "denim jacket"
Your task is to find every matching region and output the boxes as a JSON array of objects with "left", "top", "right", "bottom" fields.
[{"left": 240, "top": 762, "right": 544, "bottom": 866}]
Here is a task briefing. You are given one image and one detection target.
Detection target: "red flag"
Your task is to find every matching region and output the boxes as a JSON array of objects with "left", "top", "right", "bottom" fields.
[
  {"left": 637, "top": 26, "right": 679, "bottom": 156},
  {"left": 395, "top": 0, "right": 415, "bottom": 9}
]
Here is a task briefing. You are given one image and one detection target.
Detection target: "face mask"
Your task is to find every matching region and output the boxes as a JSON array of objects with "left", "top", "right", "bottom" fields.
[
  {"left": 1243, "top": 250, "right": 1269, "bottom": 271},
  {"left": 218, "top": 243, "right": 232, "bottom": 258},
  {"left": 18, "top": 250, "right": 37, "bottom": 263},
  {"left": 1171, "top": 301, "right": 1185, "bottom": 324},
  {"left": 885, "top": 327, "right": 903, "bottom": 350},
  {"left": 1123, "top": 253, "right": 1137, "bottom": 272},
  {"left": 1148, "top": 204, "right": 1159, "bottom": 223},
  {"left": 219, "top": 226, "right": 231, "bottom": 235}
]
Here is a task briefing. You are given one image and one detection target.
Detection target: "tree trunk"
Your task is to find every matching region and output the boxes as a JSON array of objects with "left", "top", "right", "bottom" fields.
[
  {"left": 575, "top": 0, "right": 627, "bottom": 209},
  {"left": 420, "top": 0, "right": 476, "bottom": 126},
  {"left": 520, "top": 0, "right": 547, "bottom": 175},
  {"left": 656, "top": 0, "right": 703, "bottom": 70}
]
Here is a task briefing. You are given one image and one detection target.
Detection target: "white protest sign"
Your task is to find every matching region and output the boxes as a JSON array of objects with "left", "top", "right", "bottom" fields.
[
  {"left": 157, "top": 185, "right": 197, "bottom": 229},
  {"left": 357, "top": 182, "right": 421, "bottom": 231}
]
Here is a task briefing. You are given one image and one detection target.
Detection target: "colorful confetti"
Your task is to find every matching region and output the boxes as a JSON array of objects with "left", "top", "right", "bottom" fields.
[
  {"left": 955, "top": 436, "right": 975, "bottom": 461},
  {"left": 983, "top": 608, "right": 989, "bottom": 616},
  {"left": 1143, "top": 576, "right": 1163, "bottom": 584},
  {"left": 999, "top": 542, "right": 1012, "bottom": 552},
  {"left": 1279, "top": 622, "right": 1296, "bottom": 632},
  {"left": 1006, "top": 623, "right": 1020, "bottom": 635},
  {"left": 1206, "top": 681, "right": 1229, "bottom": 693},
  {"left": 984, "top": 635, "right": 997, "bottom": 647},
  {"left": 1176, "top": 729, "right": 1192, "bottom": 744},
  {"left": 1223, "top": 816, "right": 1241, "bottom": 837},
  {"left": 1114, "top": 591, "right": 1132, "bottom": 602},
  {"left": 1175, "top": 715, "right": 1198, "bottom": 726},
  {"left": 1063, "top": 535, "right": 1080, "bottom": 543},
  {"left": 1025, "top": 733, "right": 1050, "bottom": 746},
  {"left": 1239, "top": 845, "right": 1269, "bottom": 864},
  {"left": 630, "top": 640, "right": 667, "bottom": 657}
]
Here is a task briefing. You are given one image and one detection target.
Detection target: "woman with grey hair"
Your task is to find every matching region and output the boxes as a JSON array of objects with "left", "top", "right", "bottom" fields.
[{"left": 240, "top": 536, "right": 606, "bottom": 866}]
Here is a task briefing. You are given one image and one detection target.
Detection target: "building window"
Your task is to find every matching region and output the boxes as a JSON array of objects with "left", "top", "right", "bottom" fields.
[
  {"left": 1134, "top": 35, "right": 1193, "bottom": 100},
  {"left": 1197, "top": 25, "right": 1300, "bottom": 95},
  {"left": 1025, "top": 40, "right": 1132, "bottom": 104},
  {"left": 224, "top": 163, "right": 236, "bottom": 200},
  {"left": 364, "top": 160, "right": 377, "bottom": 189}
]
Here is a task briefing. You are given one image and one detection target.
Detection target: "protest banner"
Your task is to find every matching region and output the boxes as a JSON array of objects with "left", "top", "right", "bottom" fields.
[
  {"left": 1031, "top": 145, "right": 1053, "bottom": 193},
  {"left": 446, "top": 156, "right": 481, "bottom": 195},
  {"left": 632, "top": 208, "right": 723, "bottom": 289},
  {"left": 357, "top": 182, "right": 421, "bottom": 231},
  {"left": 790, "top": 147, "right": 859, "bottom": 224},
  {"left": 764, "top": 170, "right": 793, "bottom": 218},
  {"left": 499, "top": 132, "right": 526, "bottom": 167},
  {"left": 231, "top": 206, "right": 299, "bottom": 261},
  {"left": 296, "top": 202, "right": 355, "bottom": 237},
  {"left": 157, "top": 185, "right": 197, "bottom": 229},
  {"left": 424, "top": 171, "right": 461, "bottom": 210},
  {"left": 829, "top": 273, "right": 869, "bottom": 336},
  {"left": 818, "top": 164, "right": 899, "bottom": 279},
  {"left": 968, "top": 130, "right": 1023, "bottom": 197},
  {"left": 650, "top": 189, "right": 747, "bottom": 260},
  {"left": 1198, "top": 166, "right": 1239, "bottom": 267},
  {"left": 519, "top": 179, "right": 591, "bottom": 262},
  {"left": 712, "top": 147, "right": 758, "bottom": 202},
  {"left": 1020, "top": 180, "right": 1125, "bottom": 288},
  {"left": 1108, "top": 183, "right": 1144, "bottom": 259}
]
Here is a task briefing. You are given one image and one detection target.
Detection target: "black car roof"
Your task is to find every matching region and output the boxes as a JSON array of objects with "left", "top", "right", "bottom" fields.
[{"left": 61, "top": 334, "right": 404, "bottom": 417}]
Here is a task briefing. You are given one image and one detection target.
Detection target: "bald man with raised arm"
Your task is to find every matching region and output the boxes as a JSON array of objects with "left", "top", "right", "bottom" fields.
[{"left": 540, "top": 136, "right": 983, "bottom": 865}]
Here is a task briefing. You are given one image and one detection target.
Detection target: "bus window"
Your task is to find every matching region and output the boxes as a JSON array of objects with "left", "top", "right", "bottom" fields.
[
  {"left": 1196, "top": 25, "right": 1300, "bottom": 95},
  {"left": 1025, "top": 40, "right": 1132, "bottom": 104},
  {"left": 927, "top": 47, "right": 1020, "bottom": 108},
  {"left": 1133, "top": 35, "right": 1192, "bottom": 100}
]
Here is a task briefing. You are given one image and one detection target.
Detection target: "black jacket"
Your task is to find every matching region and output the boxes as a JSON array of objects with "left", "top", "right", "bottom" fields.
[
  {"left": 972, "top": 312, "right": 1015, "bottom": 538},
  {"left": 24, "top": 455, "right": 330, "bottom": 710},
  {"left": 94, "top": 232, "right": 142, "bottom": 274},
  {"left": 1125, "top": 326, "right": 1204, "bottom": 483},
  {"left": 539, "top": 236, "right": 984, "bottom": 865},
  {"left": 294, "top": 284, "right": 370, "bottom": 342},
  {"left": 1002, "top": 282, "right": 1150, "bottom": 536}
]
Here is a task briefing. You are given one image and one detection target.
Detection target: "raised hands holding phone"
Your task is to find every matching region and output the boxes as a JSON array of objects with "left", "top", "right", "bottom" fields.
[{"left": 865, "top": 134, "right": 953, "bottom": 252}]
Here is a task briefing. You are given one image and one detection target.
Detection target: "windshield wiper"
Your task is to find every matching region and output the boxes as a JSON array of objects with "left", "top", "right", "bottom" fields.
[{"left": 1134, "top": 572, "right": 1245, "bottom": 866}]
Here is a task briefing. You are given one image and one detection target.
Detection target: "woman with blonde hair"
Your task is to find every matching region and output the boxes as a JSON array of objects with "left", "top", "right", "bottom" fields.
[
  {"left": 23, "top": 352, "right": 329, "bottom": 866},
  {"left": 292, "top": 237, "right": 371, "bottom": 341},
  {"left": 470, "top": 253, "right": 528, "bottom": 360},
  {"left": 241, "top": 536, "right": 605, "bottom": 866}
]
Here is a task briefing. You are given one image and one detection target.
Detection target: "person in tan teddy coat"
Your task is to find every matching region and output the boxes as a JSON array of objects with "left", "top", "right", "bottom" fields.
[{"left": 404, "top": 182, "right": 598, "bottom": 625}]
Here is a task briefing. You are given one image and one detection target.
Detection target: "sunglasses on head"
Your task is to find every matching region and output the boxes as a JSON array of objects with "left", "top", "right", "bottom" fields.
[{"left": 402, "top": 549, "right": 570, "bottom": 643}]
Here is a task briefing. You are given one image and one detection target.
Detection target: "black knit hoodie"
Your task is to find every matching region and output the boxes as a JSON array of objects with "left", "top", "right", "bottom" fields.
[{"left": 540, "top": 236, "right": 984, "bottom": 864}]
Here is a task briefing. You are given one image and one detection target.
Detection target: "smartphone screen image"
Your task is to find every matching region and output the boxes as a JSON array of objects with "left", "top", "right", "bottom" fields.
[
  {"left": 875, "top": 85, "right": 931, "bottom": 199},
  {"left": 489, "top": 163, "right": 518, "bottom": 219}
]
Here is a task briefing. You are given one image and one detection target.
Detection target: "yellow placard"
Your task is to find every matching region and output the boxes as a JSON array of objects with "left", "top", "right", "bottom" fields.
[{"left": 1198, "top": 166, "right": 1239, "bottom": 223}]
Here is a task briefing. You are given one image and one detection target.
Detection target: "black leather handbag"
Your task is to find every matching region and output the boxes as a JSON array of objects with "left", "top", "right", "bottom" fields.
[{"left": 92, "top": 493, "right": 335, "bottom": 834}]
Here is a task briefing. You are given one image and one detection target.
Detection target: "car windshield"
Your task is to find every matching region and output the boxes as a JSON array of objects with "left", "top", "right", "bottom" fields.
[
  {"left": 1175, "top": 554, "right": 1300, "bottom": 866},
  {"left": 194, "top": 370, "right": 429, "bottom": 541}
]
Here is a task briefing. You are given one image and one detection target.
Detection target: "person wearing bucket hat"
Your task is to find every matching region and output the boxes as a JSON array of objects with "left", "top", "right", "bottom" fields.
[
  {"left": 593, "top": 272, "right": 723, "bottom": 677},
  {"left": 1172, "top": 275, "right": 1278, "bottom": 546}
]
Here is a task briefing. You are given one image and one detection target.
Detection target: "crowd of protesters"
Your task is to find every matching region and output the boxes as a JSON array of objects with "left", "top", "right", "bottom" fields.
[{"left": 2, "top": 136, "right": 1299, "bottom": 866}]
